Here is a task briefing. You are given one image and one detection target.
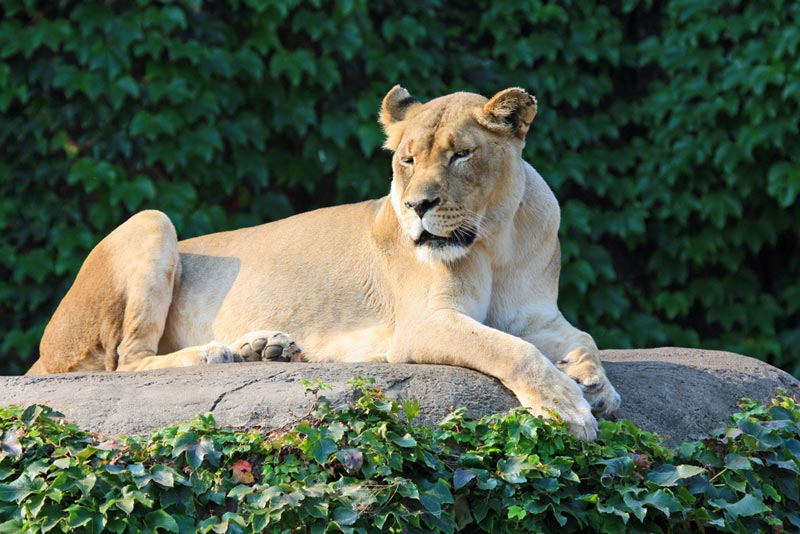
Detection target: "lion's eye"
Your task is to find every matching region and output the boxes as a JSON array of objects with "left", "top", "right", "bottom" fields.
[
  {"left": 450, "top": 149, "right": 472, "bottom": 164},
  {"left": 400, "top": 156, "right": 414, "bottom": 166}
]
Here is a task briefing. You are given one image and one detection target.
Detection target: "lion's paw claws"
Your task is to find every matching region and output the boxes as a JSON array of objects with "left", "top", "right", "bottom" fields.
[{"left": 557, "top": 348, "right": 621, "bottom": 418}]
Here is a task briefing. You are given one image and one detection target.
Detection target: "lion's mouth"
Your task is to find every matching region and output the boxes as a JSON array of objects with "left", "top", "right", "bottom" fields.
[{"left": 414, "top": 227, "right": 477, "bottom": 248}]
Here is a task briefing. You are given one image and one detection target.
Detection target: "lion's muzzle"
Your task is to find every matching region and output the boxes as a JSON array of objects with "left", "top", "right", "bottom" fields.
[
  {"left": 404, "top": 196, "right": 441, "bottom": 218},
  {"left": 414, "top": 227, "right": 477, "bottom": 249}
]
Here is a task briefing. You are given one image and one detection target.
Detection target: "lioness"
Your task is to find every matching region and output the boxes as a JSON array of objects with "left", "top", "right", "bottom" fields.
[{"left": 29, "top": 86, "right": 620, "bottom": 439}]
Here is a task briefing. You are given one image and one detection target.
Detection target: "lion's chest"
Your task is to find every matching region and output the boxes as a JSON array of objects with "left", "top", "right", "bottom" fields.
[
  {"left": 436, "top": 254, "right": 494, "bottom": 324},
  {"left": 486, "top": 290, "right": 531, "bottom": 333},
  {"left": 484, "top": 265, "right": 544, "bottom": 336}
]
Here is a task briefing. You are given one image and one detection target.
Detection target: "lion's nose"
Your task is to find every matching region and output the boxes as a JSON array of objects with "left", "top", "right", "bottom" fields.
[{"left": 404, "top": 197, "right": 441, "bottom": 218}]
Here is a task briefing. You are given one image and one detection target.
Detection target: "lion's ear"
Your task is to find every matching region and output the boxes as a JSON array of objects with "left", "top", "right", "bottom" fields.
[
  {"left": 478, "top": 88, "right": 537, "bottom": 139},
  {"left": 380, "top": 85, "right": 420, "bottom": 125},
  {"left": 379, "top": 85, "right": 421, "bottom": 151}
]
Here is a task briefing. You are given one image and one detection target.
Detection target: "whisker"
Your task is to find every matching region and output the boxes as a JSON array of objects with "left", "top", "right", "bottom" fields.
[{"left": 459, "top": 210, "right": 482, "bottom": 240}]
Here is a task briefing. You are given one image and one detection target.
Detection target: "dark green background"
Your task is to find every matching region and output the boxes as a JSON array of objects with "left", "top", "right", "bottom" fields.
[{"left": 1, "top": 0, "right": 798, "bottom": 377}]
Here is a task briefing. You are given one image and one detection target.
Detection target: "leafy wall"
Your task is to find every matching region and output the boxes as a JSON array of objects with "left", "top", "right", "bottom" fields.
[{"left": 1, "top": 0, "right": 798, "bottom": 375}]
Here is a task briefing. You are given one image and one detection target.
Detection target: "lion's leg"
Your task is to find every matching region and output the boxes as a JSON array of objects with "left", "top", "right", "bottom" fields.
[
  {"left": 101, "top": 212, "right": 234, "bottom": 372},
  {"left": 388, "top": 310, "right": 598, "bottom": 441},
  {"left": 116, "top": 343, "right": 234, "bottom": 371},
  {"left": 34, "top": 210, "right": 235, "bottom": 374},
  {"left": 519, "top": 309, "right": 621, "bottom": 417},
  {"left": 111, "top": 213, "right": 190, "bottom": 371}
]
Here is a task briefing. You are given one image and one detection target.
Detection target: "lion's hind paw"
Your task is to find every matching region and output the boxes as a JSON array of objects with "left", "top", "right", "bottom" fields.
[{"left": 230, "top": 331, "right": 302, "bottom": 363}]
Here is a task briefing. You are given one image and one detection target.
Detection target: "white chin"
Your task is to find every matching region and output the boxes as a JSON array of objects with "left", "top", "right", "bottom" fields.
[{"left": 415, "top": 243, "right": 470, "bottom": 264}]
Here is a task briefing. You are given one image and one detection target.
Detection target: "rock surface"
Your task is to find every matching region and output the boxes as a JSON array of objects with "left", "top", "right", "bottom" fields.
[{"left": 2, "top": 347, "right": 797, "bottom": 447}]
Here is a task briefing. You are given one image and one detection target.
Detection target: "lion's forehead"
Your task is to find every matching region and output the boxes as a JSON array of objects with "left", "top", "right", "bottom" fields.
[
  {"left": 401, "top": 94, "right": 490, "bottom": 153},
  {"left": 402, "top": 118, "right": 488, "bottom": 158}
]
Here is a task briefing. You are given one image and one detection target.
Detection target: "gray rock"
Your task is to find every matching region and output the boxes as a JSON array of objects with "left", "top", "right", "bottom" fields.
[{"left": 2, "top": 348, "right": 797, "bottom": 447}]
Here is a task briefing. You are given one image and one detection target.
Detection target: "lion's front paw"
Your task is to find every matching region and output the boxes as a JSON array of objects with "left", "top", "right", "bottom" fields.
[
  {"left": 517, "top": 368, "right": 599, "bottom": 441},
  {"left": 230, "top": 331, "right": 302, "bottom": 363},
  {"left": 201, "top": 342, "right": 234, "bottom": 365},
  {"left": 557, "top": 348, "right": 621, "bottom": 418}
]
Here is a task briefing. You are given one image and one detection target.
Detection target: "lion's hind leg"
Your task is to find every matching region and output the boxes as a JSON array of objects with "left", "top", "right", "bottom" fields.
[
  {"left": 32, "top": 210, "right": 304, "bottom": 375},
  {"left": 34, "top": 210, "right": 235, "bottom": 374}
]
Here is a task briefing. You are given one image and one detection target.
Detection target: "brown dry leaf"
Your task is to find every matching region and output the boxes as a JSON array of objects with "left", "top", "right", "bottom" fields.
[{"left": 232, "top": 459, "right": 255, "bottom": 484}]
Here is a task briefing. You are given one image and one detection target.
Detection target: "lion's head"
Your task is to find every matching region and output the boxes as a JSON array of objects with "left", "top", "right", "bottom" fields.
[{"left": 379, "top": 86, "right": 537, "bottom": 263}]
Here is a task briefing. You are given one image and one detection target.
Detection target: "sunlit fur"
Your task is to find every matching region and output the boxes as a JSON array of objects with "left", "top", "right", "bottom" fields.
[{"left": 31, "top": 86, "right": 621, "bottom": 442}]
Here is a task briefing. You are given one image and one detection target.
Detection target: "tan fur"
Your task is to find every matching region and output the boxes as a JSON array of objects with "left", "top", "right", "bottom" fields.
[{"left": 30, "top": 87, "right": 620, "bottom": 440}]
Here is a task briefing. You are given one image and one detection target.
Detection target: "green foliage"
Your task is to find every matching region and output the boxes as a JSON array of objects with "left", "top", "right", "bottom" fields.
[
  {"left": 1, "top": 0, "right": 798, "bottom": 375},
  {"left": 1, "top": 382, "right": 799, "bottom": 532}
]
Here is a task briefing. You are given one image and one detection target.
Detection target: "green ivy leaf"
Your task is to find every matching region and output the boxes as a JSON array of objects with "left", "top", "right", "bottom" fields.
[
  {"left": 307, "top": 436, "right": 338, "bottom": 465},
  {"left": 172, "top": 432, "right": 221, "bottom": 469},
  {"left": 402, "top": 398, "right": 420, "bottom": 421},
  {"left": 498, "top": 456, "right": 534, "bottom": 484},
  {"left": 453, "top": 468, "right": 476, "bottom": 490},
  {"left": 146, "top": 509, "right": 180, "bottom": 533},
  {"left": 116, "top": 493, "right": 135, "bottom": 515},
  {"left": 724, "top": 454, "right": 752, "bottom": 471},
  {"left": 622, "top": 490, "right": 647, "bottom": 522},
  {"left": 507, "top": 504, "right": 526, "bottom": 520},
  {"left": 767, "top": 161, "right": 800, "bottom": 207},
  {"left": 647, "top": 464, "right": 705, "bottom": 486},
  {"left": 641, "top": 489, "right": 682, "bottom": 517},
  {"left": 0, "top": 431, "right": 21, "bottom": 460},
  {"left": 75, "top": 473, "right": 96, "bottom": 496},
  {"left": 419, "top": 479, "right": 453, "bottom": 516},
  {"left": 333, "top": 506, "right": 359, "bottom": 526},
  {"left": 0, "top": 520, "right": 22, "bottom": 534},
  {"left": 227, "top": 485, "right": 254, "bottom": 499},
  {"left": 150, "top": 464, "right": 174, "bottom": 488},
  {"left": 0, "top": 475, "right": 42, "bottom": 503},
  {"left": 712, "top": 493, "right": 770, "bottom": 519},
  {"left": 67, "top": 505, "right": 94, "bottom": 529},
  {"left": 0, "top": 468, "right": 12, "bottom": 482},
  {"left": 387, "top": 432, "right": 417, "bottom": 448}
]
